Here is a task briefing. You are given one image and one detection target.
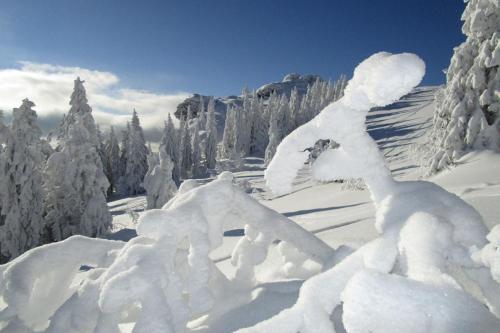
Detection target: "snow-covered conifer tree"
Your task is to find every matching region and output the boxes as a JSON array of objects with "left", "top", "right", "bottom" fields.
[
  {"left": 198, "top": 95, "right": 206, "bottom": 127},
  {"left": 191, "top": 119, "right": 205, "bottom": 178},
  {"left": 160, "top": 114, "right": 180, "bottom": 184},
  {"left": 425, "top": 0, "right": 499, "bottom": 173},
  {"left": 117, "top": 122, "right": 130, "bottom": 193},
  {"left": 249, "top": 93, "right": 268, "bottom": 155},
  {"left": 221, "top": 106, "right": 237, "bottom": 158},
  {"left": 43, "top": 78, "right": 111, "bottom": 241},
  {"left": 57, "top": 77, "right": 100, "bottom": 146},
  {"left": 186, "top": 105, "right": 194, "bottom": 121},
  {"left": 205, "top": 96, "right": 218, "bottom": 169},
  {"left": 179, "top": 120, "right": 192, "bottom": 179},
  {"left": 104, "top": 126, "right": 121, "bottom": 196},
  {"left": 0, "top": 99, "right": 45, "bottom": 262},
  {"left": 143, "top": 146, "right": 177, "bottom": 209},
  {"left": 122, "top": 110, "right": 149, "bottom": 195},
  {"left": 265, "top": 107, "right": 282, "bottom": 165},
  {"left": 288, "top": 87, "right": 301, "bottom": 130}
]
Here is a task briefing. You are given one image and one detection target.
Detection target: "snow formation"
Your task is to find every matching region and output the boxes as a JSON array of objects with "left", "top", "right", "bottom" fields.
[
  {"left": 238, "top": 52, "right": 500, "bottom": 332},
  {"left": 0, "top": 171, "right": 335, "bottom": 332}
]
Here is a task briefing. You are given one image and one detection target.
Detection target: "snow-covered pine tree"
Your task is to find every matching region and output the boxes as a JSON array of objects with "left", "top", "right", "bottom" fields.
[
  {"left": 161, "top": 114, "right": 180, "bottom": 184},
  {"left": 117, "top": 122, "right": 130, "bottom": 193},
  {"left": 96, "top": 125, "right": 109, "bottom": 194},
  {"left": 198, "top": 95, "right": 206, "bottom": 128},
  {"left": 0, "top": 99, "right": 45, "bottom": 262},
  {"left": 265, "top": 104, "right": 282, "bottom": 165},
  {"left": 196, "top": 96, "right": 208, "bottom": 166},
  {"left": 104, "top": 126, "right": 121, "bottom": 196},
  {"left": 43, "top": 78, "right": 111, "bottom": 241},
  {"left": 143, "top": 146, "right": 177, "bottom": 209},
  {"left": 57, "top": 78, "right": 100, "bottom": 146},
  {"left": 122, "top": 110, "right": 149, "bottom": 195},
  {"left": 187, "top": 105, "right": 195, "bottom": 122},
  {"left": 44, "top": 120, "right": 112, "bottom": 241},
  {"left": 249, "top": 92, "right": 268, "bottom": 155},
  {"left": 179, "top": 119, "right": 192, "bottom": 179},
  {"left": 288, "top": 87, "right": 301, "bottom": 130},
  {"left": 205, "top": 96, "right": 218, "bottom": 169},
  {"left": 191, "top": 119, "right": 205, "bottom": 178},
  {"left": 425, "top": 0, "right": 499, "bottom": 173},
  {"left": 221, "top": 105, "right": 237, "bottom": 159}
]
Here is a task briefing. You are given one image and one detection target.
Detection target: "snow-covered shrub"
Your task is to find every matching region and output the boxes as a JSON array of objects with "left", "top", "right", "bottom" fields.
[
  {"left": 239, "top": 52, "right": 500, "bottom": 333},
  {"left": 424, "top": 0, "right": 499, "bottom": 173}
]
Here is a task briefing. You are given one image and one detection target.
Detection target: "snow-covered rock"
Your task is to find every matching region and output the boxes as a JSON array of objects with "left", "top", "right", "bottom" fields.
[{"left": 255, "top": 73, "right": 322, "bottom": 99}]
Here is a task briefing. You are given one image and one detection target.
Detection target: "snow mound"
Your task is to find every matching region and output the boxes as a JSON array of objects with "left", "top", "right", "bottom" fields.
[{"left": 342, "top": 270, "right": 499, "bottom": 333}]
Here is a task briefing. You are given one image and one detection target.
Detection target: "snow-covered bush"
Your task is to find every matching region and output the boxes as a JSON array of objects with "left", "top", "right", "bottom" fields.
[
  {"left": 424, "top": 0, "right": 499, "bottom": 173},
  {"left": 239, "top": 52, "right": 500, "bottom": 332}
]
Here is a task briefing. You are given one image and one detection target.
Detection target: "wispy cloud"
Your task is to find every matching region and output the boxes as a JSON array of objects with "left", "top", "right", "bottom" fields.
[{"left": 0, "top": 61, "right": 191, "bottom": 135}]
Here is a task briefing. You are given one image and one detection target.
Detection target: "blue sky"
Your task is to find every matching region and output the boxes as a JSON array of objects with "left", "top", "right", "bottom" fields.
[{"left": 1, "top": 0, "right": 466, "bottom": 97}]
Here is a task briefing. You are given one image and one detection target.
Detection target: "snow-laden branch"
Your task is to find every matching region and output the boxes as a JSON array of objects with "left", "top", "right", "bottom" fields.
[{"left": 238, "top": 52, "right": 500, "bottom": 333}]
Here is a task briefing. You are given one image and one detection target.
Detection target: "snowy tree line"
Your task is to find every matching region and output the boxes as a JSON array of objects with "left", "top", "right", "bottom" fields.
[
  {"left": 0, "top": 73, "right": 347, "bottom": 262},
  {"left": 423, "top": 0, "right": 499, "bottom": 173},
  {"left": 0, "top": 79, "right": 167, "bottom": 263},
  {"left": 219, "top": 76, "right": 348, "bottom": 167}
]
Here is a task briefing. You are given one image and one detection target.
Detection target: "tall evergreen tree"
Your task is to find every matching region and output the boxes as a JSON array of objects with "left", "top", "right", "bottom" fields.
[
  {"left": 221, "top": 106, "right": 237, "bottom": 158},
  {"left": 0, "top": 99, "right": 45, "bottom": 262},
  {"left": 205, "top": 96, "right": 218, "bottom": 169},
  {"left": 43, "top": 78, "right": 111, "bottom": 241},
  {"left": 161, "top": 114, "right": 180, "bottom": 184},
  {"left": 104, "top": 126, "right": 121, "bottom": 196},
  {"left": 122, "top": 110, "right": 149, "bottom": 195},
  {"left": 191, "top": 119, "right": 205, "bottom": 178},
  {"left": 118, "top": 122, "right": 130, "bottom": 193},
  {"left": 179, "top": 120, "right": 192, "bottom": 179},
  {"left": 198, "top": 95, "right": 206, "bottom": 128},
  {"left": 425, "top": 0, "right": 500, "bottom": 173}
]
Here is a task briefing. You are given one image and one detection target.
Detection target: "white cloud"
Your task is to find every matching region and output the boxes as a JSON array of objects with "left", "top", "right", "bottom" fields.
[{"left": 0, "top": 61, "right": 191, "bottom": 132}]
